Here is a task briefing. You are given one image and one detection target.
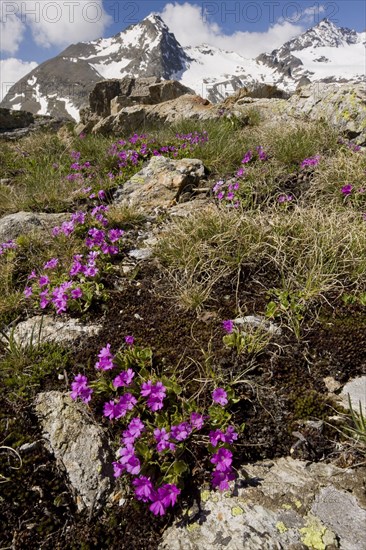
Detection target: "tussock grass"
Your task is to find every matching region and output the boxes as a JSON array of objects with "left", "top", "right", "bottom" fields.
[
  {"left": 254, "top": 120, "right": 339, "bottom": 168},
  {"left": 106, "top": 204, "right": 146, "bottom": 228},
  {"left": 304, "top": 148, "right": 366, "bottom": 205},
  {"left": 157, "top": 205, "right": 366, "bottom": 310}
]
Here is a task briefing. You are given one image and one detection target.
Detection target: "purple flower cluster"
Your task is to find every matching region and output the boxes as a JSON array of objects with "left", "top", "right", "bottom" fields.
[
  {"left": 241, "top": 150, "right": 253, "bottom": 164},
  {"left": 106, "top": 131, "right": 209, "bottom": 178},
  {"left": 222, "top": 319, "right": 234, "bottom": 333},
  {"left": 104, "top": 393, "right": 137, "bottom": 420},
  {"left": 114, "top": 442, "right": 141, "bottom": 475},
  {"left": 141, "top": 380, "right": 166, "bottom": 411},
  {"left": 256, "top": 146, "right": 268, "bottom": 161},
  {"left": 0, "top": 239, "right": 17, "bottom": 255},
  {"left": 341, "top": 184, "right": 353, "bottom": 196},
  {"left": 278, "top": 194, "right": 293, "bottom": 203},
  {"left": 209, "top": 426, "right": 238, "bottom": 446},
  {"left": 133, "top": 478, "right": 181, "bottom": 516},
  {"left": 25, "top": 197, "right": 124, "bottom": 314},
  {"left": 25, "top": 266, "right": 84, "bottom": 313},
  {"left": 213, "top": 145, "right": 269, "bottom": 208},
  {"left": 212, "top": 388, "right": 228, "bottom": 406},
  {"left": 154, "top": 427, "right": 176, "bottom": 452},
  {"left": 300, "top": 155, "right": 320, "bottom": 168},
  {"left": 211, "top": 448, "right": 236, "bottom": 490},
  {"left": 113, "top": 368, "right": 135, "bottom": 388},
  {"left": 338, "top": 137, "right": 362, "bottom": 153},
  {"left": 70, "top": 374, "right": 93, "bottom": 404},
  {"left": 213, "top": 180, "right": 240, "bottom": 208},
  {"left": 52, "top": 212, "right": 86, "bottom": 237},
  {"left": 95, "top": 343, "right": 114, "bottom": 370},
  {"left": 70, "top": 337, "right": 238, "bottom": 517}
]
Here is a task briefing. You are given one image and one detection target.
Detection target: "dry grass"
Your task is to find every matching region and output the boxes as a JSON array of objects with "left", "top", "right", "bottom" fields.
[
  {"left": 304, "top": 148, "right": 366, "bottom": 206},
  {"left": 157, "top": 204, "right": 366, "bottom": 311}
]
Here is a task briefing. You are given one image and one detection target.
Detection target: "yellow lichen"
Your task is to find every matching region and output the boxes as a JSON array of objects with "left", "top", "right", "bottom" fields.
[
  {"left": 282, "top": 504, "right": 292, "bottom": 510},
  {"left": 200, "top": 490, "right": 210, "bottom": 503},
  {"left": 187, "top": 523, "right": 200, "bottom": 533},
  {"left": 294, "top": 500, "right": 302, "bottom": 509},
  {"left": 231, "top": 506, "right": 244, "bottom": 517},
  {"left": 276, "top": 521, "right": 288, "bottom": 534},
  {"left": 299, "top": 514, "right": 336, "bottom": 550}
]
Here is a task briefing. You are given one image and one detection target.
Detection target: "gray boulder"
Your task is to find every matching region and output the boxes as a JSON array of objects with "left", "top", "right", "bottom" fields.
[
  {"left": 0, "top": 211, "right": 68, "bottom": 243},
  {"left": 113, "top": 156, "right": 206, "bottom": 211},
  {"left": 160, "top": 457, "right": 366, "bottom": 550},
  {"left": 285, "top": 82, "right": 366, "bottom": 144},
  {"left": 5, "top": 315, "right": 102, "bottom": 347},
  {"left": 34, "top": 391, "right": 115, "bottom": 512}
]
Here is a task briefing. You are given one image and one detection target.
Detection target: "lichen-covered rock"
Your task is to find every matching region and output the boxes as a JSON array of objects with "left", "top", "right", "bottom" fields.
[
  {"left": 0, "top": 211, "right": 67, "bottom": 242},
  {"left": 34, "top": 391, "right": 115, "bottom": 512},
  {"left": 223, "top": 84, "right": 289, "bottom": 106},
  {"left": 5, "top": 315, "right": 101, "bottom": 347},
  {"left": 285, "top": 82, "right": 366, "bottom": 144},
  {"left": 113, "top": 156, "right": 206, "bottom": 211},
  {"left": 91, "top": 94, "right": 215, "bottom": 135},
  {"left": 160, "top": 457, "right": 366, "bottom": 550}
]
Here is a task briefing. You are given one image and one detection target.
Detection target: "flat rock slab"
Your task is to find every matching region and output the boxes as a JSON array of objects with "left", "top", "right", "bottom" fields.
[
  {"left": 34, "top": 391, "right": 115, "bottom": 512},
  {"left": 160, "top": 457, "right": 366, "bottom": 550},
  {"left": 6, "top": 315, "right": 102, "bottom": 347},
  {"left": 340, "top": 375, "right": 366, "bottom": 415},
  {"left": 113, "top": 156, "right": 206, "bottom": 211},
  {"left": 0, "top": 211, "right": 68, "bottom": 243}
]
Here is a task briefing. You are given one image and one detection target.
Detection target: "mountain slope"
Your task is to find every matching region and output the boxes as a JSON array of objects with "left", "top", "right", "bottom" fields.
[
  {"left": 1, "top": 14, "right": 190, "bottom": 121},
  {"left": 256, "top": 18, "right": 366, "bottom": 89},
  {"left": 2, "top": 15, "right": 365, "bottom": 120}
]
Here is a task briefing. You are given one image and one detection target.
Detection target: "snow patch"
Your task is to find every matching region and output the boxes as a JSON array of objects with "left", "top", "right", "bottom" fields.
[
  {"left": 34, "top": 83, "right": 48, "bottom": 115},
  {"left": 61, "top": 98, "right": 80, "bottom": 121},
  {"left": 91, "top": 58, "right": 131, "bottom": 79}
]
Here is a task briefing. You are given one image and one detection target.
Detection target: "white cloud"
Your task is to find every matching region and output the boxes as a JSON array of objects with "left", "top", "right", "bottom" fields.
[
  {"left": 26, "top": 0, "right": 112, "bottom": 47},
  {"left": 0, "top": 58, "right": 38, "bottom": 101},
  {"left": 0, "top": 14, "right": 26, "bottom": 55},
  {"left": 160, "top": 2, "right": 305, "bottom": 56},
  {"left": 0, "top": 1, "right": 112, "bottom": 52},
  {"left": 302, "top": 5, "right": 326, "bottom": 23}
]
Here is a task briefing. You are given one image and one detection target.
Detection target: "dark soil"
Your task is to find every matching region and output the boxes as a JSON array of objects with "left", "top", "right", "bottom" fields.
[{"left": 1, "top": 259, "right": 365, "bottom": 549}]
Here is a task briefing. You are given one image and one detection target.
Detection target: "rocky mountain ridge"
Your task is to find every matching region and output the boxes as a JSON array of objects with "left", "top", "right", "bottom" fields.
[{"left": 1, "top": 14, "right": 365, "bottom": 120}]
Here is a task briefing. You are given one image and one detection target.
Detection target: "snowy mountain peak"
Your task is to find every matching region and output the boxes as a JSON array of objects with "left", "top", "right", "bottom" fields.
[
  {"left": 1, "top": 15, "right": 365, "bottom": 120},
  {"left": 282, "top": 17, "right": 359, "bottom": 51},
  {"left": 144, "top": 13, "right": 169, "bottom": 28}
]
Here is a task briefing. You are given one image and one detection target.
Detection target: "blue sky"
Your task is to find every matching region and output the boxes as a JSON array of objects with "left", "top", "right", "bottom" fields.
[{"left": 1, "top": 1, "right": 365, "bottom": 100}]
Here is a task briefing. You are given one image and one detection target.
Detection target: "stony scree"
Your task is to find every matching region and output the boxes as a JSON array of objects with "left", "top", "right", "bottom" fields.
[
  {"left": 113, "top": 156, "right": 206, "bottom": 211},
  {"left": 34, "top": 391, "right": 115, "bottom": 512},
  {"left": 160, "top": 457, "right": 366, "bottom": 550}
]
